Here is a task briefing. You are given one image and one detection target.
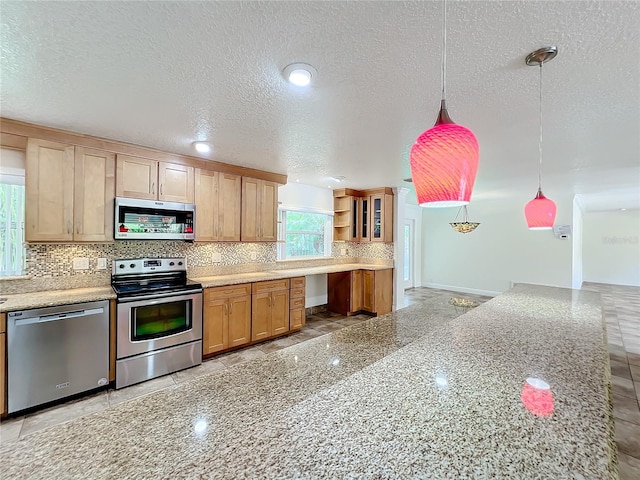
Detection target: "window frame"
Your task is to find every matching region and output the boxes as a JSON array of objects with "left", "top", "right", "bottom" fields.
[{"left": 277, "top": 206, "right": 333, "bottom": 261}]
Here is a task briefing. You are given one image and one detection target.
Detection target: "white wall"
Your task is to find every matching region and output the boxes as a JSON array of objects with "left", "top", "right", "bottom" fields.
[
  {"left": 572, "top": 196, "right": 584, "bottom": 289},
  {"left": 405, "top": 204, "right": 423, "bottom": 287},
  {"left": 420, "top": 193, "right": 575, "bottom": 296},
  {"left": 583, "top": 210, "right": 640, "bottom": 286}
]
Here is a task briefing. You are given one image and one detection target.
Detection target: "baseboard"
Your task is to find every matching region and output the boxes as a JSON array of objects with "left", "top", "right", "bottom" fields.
[{"left": 421, "top": 282, "right": 501, "bottom": 298}]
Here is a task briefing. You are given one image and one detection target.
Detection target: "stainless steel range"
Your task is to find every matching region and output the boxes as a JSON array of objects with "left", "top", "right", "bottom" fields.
[{"left": 112, "top": 257, "right": 203, "bottom": 389}]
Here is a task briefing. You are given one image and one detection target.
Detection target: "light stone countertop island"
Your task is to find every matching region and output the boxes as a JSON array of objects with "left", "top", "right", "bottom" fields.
[{"left": 0, "top": 284, "right": 616, "bottom": 479}]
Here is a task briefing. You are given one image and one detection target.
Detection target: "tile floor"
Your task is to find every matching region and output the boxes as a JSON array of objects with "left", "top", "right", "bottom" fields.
[{"left": 1, "top": 284, "right": 638, "bottom": 478}]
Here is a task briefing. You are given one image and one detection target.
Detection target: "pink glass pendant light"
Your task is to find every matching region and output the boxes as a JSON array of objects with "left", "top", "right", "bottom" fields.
[
  {"left": 524, "top": 46, "right": 557, "bottom": 229},
  {"left": 409, "top": 0, "right": 479, "bottom": 207}
]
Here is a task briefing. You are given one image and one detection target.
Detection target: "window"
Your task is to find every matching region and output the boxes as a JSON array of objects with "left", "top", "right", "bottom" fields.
[
  {"left": 278, "top": 208, "right": 332, "bottom": 260},
  {"left": 0, "top": 148, "right": 26, "bottom": 276}
]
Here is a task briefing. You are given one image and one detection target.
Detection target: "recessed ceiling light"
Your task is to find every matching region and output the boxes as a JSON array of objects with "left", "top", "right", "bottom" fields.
[
  {"left": 193, "top": 141, "right": 211, "bottom": 154},
  {"left": 620, "top": 208, "right": 627, "bottom": 211},
  {"left": 283, "top": 63, "right": 317, "bottom": 87}
]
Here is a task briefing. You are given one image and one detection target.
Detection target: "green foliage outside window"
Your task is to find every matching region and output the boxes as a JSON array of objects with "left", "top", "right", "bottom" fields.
[{"left": 284, "top": 211, "right": 329, "bottom": 258}]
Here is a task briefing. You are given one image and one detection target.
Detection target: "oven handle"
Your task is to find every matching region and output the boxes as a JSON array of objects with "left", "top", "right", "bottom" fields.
[{"left": 117, "top": 289, "right": 203, "bottom": 303}]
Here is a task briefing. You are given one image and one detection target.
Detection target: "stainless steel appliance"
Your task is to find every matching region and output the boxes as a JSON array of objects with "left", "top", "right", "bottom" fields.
[
  {"left": 114, "top": 197, "right": 195, "bottom": 241},
  {"left": 7, "top": 300, "right": 109, "bottom": 414},
  {"left": 112, "top": 257, "right": 202, "bottom": 388}
]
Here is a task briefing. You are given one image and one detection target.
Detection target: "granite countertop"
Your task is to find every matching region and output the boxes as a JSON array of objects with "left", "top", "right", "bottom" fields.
[
  {"left": 0, "top": 284, "right": 615, "bottom": 479},
  {"left": 192, "top": 263, "right": 392, "bottom": 288},
  {"left": 0, "top": 286, "right": 117, "bottom": 313},
  {"left": 0, "top": 263, "right": 392, "bottom": 312}
]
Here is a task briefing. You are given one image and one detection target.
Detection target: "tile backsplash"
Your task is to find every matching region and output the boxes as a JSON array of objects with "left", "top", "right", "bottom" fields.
[{"left": 1, "top": 240, "right": 394, "bottom": 294}]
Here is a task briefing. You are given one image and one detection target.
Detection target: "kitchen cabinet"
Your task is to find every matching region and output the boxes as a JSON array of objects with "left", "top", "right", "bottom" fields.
[
  {"left": 328, "top": 268, "right": 393, "bottom": 316},
  {"left": 195, "top": 169, "right": 241, "bottom": 242},
  {"left": 241, "top": 177, "right": 278, "bottom": 242},
  {"left": 25, "top": 139, "right": 115, "bottom": 242},
  {"left": 251, "top": 279, "right": 290, "bottom": 341},
  {"left": 289, "top": 276, "right": 306, "bottom": 331},
  {"left": 116, "top": 154, "right": 194, "bottom": 203},
  {"left": 333, "top": 188, "right": 393, "bottom": 243},
  {"left": 203, "top": 284, "right": 252, "bottom": 355},
  {"left": 1, "top": 313, "right": 5, "bottom": 416}
]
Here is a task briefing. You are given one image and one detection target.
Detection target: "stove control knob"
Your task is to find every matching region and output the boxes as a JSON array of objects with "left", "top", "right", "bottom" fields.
[
  {"left": 169, "top": 262, "right": 175, "bottom": 266},
  {"left": 118, "top": 264, "right": 125, "bottom": 269},
  {"left": 130, "top": 263, "right": 135, "bottom": 269},
  {"left": 178, "top": 261, "right": 183, "bottom": 266}
]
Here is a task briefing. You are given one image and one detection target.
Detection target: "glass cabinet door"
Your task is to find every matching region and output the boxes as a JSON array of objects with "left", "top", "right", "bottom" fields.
[
  {"left": 351, "top": 197, "right": 359, "bottom": 241},
  {"left": 360, "top": 197, "right": 369, "bottom": 241},
  {"left": 372, "top": 195, "right": 382, "bottom": 240}
]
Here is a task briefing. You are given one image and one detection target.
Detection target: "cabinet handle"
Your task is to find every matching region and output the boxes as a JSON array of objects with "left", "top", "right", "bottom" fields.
[
  {"left": 268, "top": 296, "right": 271, "bottom": 307},
  {"left": 152, "top": 182, "right": 155, "bottom": 195},
  {"left": 229, "top": 302, "right": 233, "bottom": 315},
  {"left": 160, "top": 183, "right": 163, "bottom": 196},
  {"left": 225, "top": 304, "right": 228, "bottom": 315}
]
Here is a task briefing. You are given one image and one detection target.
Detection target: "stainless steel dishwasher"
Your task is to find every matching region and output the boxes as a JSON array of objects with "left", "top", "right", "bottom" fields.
[{"left": 7, "top": 300, "right": 110, "bottom": 413}]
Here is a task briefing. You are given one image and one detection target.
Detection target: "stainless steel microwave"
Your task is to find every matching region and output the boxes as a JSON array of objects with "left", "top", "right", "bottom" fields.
[{"left": 114, "top": 197, "right": 195, "bottom": 241}]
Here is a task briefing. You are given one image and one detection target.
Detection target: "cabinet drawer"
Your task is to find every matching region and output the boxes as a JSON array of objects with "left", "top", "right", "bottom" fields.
[
  {"left": 290, "top": 287, "right": 305, "bottom": 299},
  {"left": 205, "top": 283, "right": 251, "bottom": 301},
  {"left": 290, "top": 297, "right": 305, "bottom": 309},
  {"left": 289, "top": 307, "right": 305, "bottom": 330},
  {"left": 251, "top": 278, "right": 289, "bottom": 294},
  {"left": 290, "top": 277, "right": 305, "bottom": 289}
]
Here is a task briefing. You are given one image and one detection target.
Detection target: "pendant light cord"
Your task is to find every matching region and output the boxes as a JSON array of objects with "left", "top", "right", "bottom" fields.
[
  {"left": 538, "top": 61, "right": 543, "bottom": 191},
  {"left": 441, "top": 0, "right": 447, "bottom": 101}
]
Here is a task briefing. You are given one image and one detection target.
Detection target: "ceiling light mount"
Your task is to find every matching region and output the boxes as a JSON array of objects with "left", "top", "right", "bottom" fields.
[
  {"left": 283, "top": 63, "right": 317, "bottom": 87},
  {"left": 525, "top": 46, "right": 558, "bottom": 67}
]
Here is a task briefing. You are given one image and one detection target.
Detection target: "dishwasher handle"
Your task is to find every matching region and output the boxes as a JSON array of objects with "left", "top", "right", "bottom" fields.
[{"left": 13, "top": 307, "right": 105, "bottom": 326}]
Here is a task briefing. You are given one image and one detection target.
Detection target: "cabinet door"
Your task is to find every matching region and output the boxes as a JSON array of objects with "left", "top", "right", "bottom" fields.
[
  {"left": 351, "top": 269, "right": 363, "bottom": 313},
  {"left": 0, "top": 330, "right": 5, "bottom": 416},
  {"left": 195, "top": 169, "right": 218, "bottom": 241},
  {"left": 241, "top": 177, "right": 260, "bottom": 241},
  {"left": 259, "top": 180, "right": 278, "bottom": 242},
  {"left": 25, "top": 139, "right": 75, "bottom": 241},
  {"left": 271, "top": 289, "right": 290, "bottom": 336},
  {"left": 203, "top": 298, "right": 228, "bottom": 355},
  {"left": 158, "top": 162, "right": 194, "bottom": 203},
  {"left": 115, "top": 155, "right": 158, "bottom": 200},
  {"left": 374, "top": 268, "right": 394, "bottom": 316},
  {"left": 360, "top": 197, "right": 370, "bottom": 242},
  {"left": 251, "top": 292, "right": 271, "bottom": 341},
  {"left": 218, "top": 173, "right": 241, "bottom": 241},
  {"left": 383, "top": 194, "right": 394, "bottom": 242},
  {"left": 74, "top": 147, "right": 115, "bottom": 241},
  {"left": 228, "top": 295, "right": 251, "bottom": 347},
  {"left": 362, "top": 270, "right": 375, "bottom": 312},
  {"left": 370, "top": 194, "right": 383, "bottom": 242},
  {"left": 289, "top": 308, "right": 304, "bottom": 330},
  {"left": 350, "top": 197, "right": 360, "bottom": 241}
]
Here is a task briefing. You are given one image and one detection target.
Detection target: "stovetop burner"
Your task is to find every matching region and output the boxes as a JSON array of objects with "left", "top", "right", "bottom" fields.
[{"left": 111, "top": 257, "right": 202, "bottom": 298}]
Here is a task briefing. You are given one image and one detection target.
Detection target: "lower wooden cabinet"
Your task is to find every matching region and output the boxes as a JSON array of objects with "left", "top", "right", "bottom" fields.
[
  {"left": 203, "top": 284, "right": 251, "bottom": 355},
  {"left": 289, "top": 277, "right": 306, "bottom": 331},
  {"left": 251, "top": 279, "right": 290, "bottom": 341},
  {"left": 328, "top": 268, "right": 393, "bottom": 316}
]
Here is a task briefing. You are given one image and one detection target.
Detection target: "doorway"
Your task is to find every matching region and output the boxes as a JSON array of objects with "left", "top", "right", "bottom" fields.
[{"left": 403, "top": 219, "right": 415, "bottom": 289}]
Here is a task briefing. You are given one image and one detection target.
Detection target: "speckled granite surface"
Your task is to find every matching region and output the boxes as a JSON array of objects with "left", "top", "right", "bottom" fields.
[
  {"left": 0, "top": 263, "right": 391, "bottom": 312},
  {"left": 0, "top": 284, "right": 615, "bottom": 479}
]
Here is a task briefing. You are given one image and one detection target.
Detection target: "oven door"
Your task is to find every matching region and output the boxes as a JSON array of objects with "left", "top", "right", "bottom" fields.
[{"left": 116, "top": 291, "right": 203, "bottom": 359}]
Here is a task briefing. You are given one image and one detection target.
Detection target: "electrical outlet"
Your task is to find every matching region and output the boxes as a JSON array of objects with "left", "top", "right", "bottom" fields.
[
  {"left": 73, "top": 257, "right": 90, "bottom": 270},
  {"left": 250, "top": 252, "right": 257, "bottom": 261},
  {"left": 212, "top": 253, "right": 222, "bottom": 263},
  {"left": 96, "top": 258, "right": 108, "bottom": 270},
  {"left": 340, "top": 248, "right": 346, "bottom": 256}
]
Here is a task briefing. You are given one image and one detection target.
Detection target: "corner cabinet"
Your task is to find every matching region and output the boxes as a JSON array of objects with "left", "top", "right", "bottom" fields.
[
  {"left": 328, "top": 268, "right": 393, "bottom": 316},
  {"left": 26, "top": 139, "right": 115, "bottom": 242},
  {"left": 333, "top": 188, "right": 393, "bottom": 243},
  {"left": 116, "top": 154, "right": 194, "bottom": 204},
  {"left": 203, "top": 284, "right": 252, "bottom": 355},
  {"left": 241, "top": 177, "right": 278, "bottom": 242},
  {"left": 195, "top": 169, "right": 241, "bottom": 242}
]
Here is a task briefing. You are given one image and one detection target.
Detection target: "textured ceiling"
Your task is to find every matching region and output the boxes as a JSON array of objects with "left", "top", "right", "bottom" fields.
[{"left": 1, "top": 1, "right": 639, "bottom": 211}]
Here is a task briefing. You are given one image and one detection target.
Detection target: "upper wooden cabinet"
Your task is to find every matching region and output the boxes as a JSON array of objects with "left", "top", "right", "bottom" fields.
[
  {"left": 333, "top": 188, "right": 393, "bottom": 243},
  {"left": 195, "top": 169, "right": 241, "bottom": 242},
  {"left": 25, "top": 139, "right": 114, "bottom": 242},
  {"left": 74, "top": 147, "right": 115, "bottom": 242},
  {"left": 116, "top": 155, "right": 194, "bottom": 204},
  {"left": 241, "top": 178, "right": 278, "bottom": 242}
]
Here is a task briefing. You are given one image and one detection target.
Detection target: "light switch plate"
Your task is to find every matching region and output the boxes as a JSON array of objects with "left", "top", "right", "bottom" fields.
[
  {"left": 96, "top": 258, "right": 108, "bottom": 270},
  {"left": 212, "top": 253, "right": 222, "bottom": 263},
  {"left": 73, "top": 257, "right": 90, "bottom": 270}
]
